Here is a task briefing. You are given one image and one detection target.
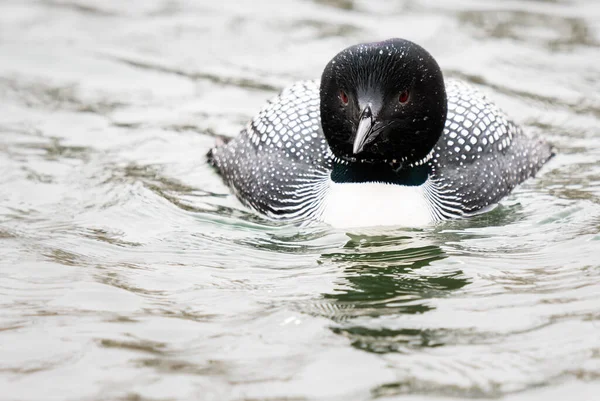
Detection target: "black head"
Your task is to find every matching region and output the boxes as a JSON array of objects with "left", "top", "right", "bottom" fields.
[{"left": 320, "top": 38, "right": 447, "bottom": 166}]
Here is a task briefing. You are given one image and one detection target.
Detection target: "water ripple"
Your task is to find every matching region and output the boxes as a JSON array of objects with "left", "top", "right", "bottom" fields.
[{"left": 1, "top": 0, "right": 599, "bottom": 400}]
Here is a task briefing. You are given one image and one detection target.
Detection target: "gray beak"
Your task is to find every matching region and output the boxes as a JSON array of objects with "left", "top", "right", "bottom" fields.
[{"left": 353, "top": 104, "right": 375, "bottom": 155}]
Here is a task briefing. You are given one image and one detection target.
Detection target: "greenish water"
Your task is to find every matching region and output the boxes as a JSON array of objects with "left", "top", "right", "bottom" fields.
[{"left": 1, "top": 0, "right": 599, "bottom": 400}]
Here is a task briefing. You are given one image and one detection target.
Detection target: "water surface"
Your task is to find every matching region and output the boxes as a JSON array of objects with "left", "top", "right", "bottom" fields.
[{"left": 1, "top": 0, "right": 600, "bottom": 400}]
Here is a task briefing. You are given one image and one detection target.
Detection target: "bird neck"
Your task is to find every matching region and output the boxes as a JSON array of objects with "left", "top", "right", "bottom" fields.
[{"left": 330, "top": 160, "right": 430, "bottom": 186}]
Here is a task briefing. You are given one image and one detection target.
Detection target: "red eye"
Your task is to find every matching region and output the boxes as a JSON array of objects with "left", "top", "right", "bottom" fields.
[
  {"left": 399, "top": 90, "right": 410, "bottom": 104},
  {"left": 340, "top": 90, "right": 349, "bottom": 105}
]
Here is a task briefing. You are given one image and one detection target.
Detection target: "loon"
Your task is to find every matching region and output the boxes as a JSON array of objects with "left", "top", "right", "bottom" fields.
[{"left": 208, "top": 38, "right": 553, "bottom": 228}]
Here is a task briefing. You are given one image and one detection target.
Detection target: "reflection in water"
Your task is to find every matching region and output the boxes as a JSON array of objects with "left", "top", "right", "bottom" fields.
[
  {"left": 114, "top": 162, "right": 279, "bottom": 226},
  {"left": 106, "top": 55, "right": 282, "bottom": 92},
  {"left": 433, "top": 203, "right": 527, "bottom": 233},
  {"left": 317, "top": 233, "right": 469, "bottom": 353},
  {"left": 459, "top": 10, "right": 597, "bottom": 50},
  {"left": 312, "top": 0, "right": 356, "bottom": 10}
]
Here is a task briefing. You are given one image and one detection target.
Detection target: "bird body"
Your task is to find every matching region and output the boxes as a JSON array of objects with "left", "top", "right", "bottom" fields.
[{"left": 208, "top": 39, "right": 552, "bottom": 227}]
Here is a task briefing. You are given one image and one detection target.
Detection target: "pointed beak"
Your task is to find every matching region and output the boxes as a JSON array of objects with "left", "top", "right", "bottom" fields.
[{"left": 353, "top": 104, "right": 375, "bottom": 155}]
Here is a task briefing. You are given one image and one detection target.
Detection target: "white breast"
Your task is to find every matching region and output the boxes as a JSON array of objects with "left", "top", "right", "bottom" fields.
[{"left": 318, "top": 180, "right": 435, "bottom": 228}]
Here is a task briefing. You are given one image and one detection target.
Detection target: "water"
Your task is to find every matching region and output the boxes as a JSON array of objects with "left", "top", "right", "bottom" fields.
[{"left": 1, "top": 0, "right": 599, "bottom": 400}]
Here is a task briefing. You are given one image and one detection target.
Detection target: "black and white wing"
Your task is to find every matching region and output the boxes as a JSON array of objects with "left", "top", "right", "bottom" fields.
[
  {"left": 208, "top": 81, "right": 333, "bottom": 221},
  {"left": 425, "top": 79, "right": 553, "bottom": 219}
]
